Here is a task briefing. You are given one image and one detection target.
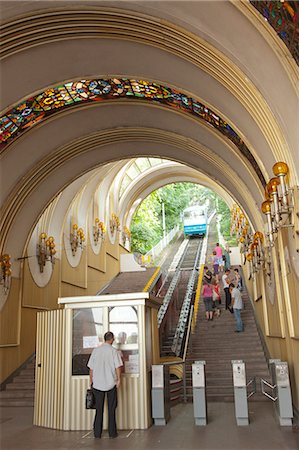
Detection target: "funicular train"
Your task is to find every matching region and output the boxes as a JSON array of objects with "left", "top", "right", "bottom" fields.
[{"left": 183, "top": 204, "right": 208, "bottom": 237}]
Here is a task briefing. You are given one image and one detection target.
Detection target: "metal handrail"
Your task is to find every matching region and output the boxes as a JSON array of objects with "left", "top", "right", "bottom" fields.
[
  {"left": 172, "top": 239, "right": 203, "bottom": 356},
  {"left": 261, "top": 378, "right": 278, "bottom": 402},
  {"left": 159, "top": 305, "right": 194, "bottom": 403},
  {"left": 145, "top": 225, "right": 179, "bottom": 261},
  {"left": 246, "top": 377, "right": 256, "bottom": 399},
  {"left": 157, "top": 239, "right": 189, "bottom": 326}
]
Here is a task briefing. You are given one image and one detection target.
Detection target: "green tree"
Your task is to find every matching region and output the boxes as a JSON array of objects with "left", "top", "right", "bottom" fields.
[{"left": 130, "top": 182, "right": 236, "bottom": 253}]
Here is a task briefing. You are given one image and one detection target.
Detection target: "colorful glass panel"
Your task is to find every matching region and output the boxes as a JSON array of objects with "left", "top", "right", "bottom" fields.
[
  {"left": 0, "top": 77, "right": 266, "bottom": 186},
  {"left": 250, "top": 1, "right": 299, "bottom": 65}
]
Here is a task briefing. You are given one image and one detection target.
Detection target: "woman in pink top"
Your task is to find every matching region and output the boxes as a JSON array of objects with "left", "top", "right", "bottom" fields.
[
  {"left": 214, "top": 243, "right": 223, "bottom": 268},
  {"left": 202, "top": 281, "right": 214, "bottom": 321}
]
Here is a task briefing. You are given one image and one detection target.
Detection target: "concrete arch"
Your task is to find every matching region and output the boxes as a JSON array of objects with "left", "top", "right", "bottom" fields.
[
  {"left": 1, "top": 125, "right": 265, "bottom": 276},
  {"left": 1, "top": 5, "right": 298, "bottom": 179}
]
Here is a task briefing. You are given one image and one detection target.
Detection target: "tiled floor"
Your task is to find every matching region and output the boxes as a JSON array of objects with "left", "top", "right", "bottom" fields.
[{"left": 1, "top": 401, "right": 298, "bottom": 450}]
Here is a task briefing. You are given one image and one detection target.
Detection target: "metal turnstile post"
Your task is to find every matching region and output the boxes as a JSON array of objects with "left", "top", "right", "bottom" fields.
[
  {"left": 261, "top": 360, "right": 293, "bottom": 426},
  {"left": 192, "top": 361, "right": 207, "bottom": 425},
  {"left": 232, "top": 360, "right": 249, "bottom": 426},
  {"left": 151, "top": 365, "right": 170, "bottom": 426}
]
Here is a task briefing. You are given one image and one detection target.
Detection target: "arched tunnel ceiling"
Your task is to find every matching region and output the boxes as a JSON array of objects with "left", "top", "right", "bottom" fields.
[{"left": 0, "top": 1, "right": 298, "bottom": 263}]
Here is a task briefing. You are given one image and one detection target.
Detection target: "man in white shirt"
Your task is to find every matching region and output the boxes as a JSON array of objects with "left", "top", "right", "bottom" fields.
[
  {"left": 222, "top": 269, "right": 232, "bottom": 310},
  {"left": 229, "top": 283, "right": 244, "bottom": 332},
  {"left": 88, "top": 331, "right": 123, "bottom": 439}
]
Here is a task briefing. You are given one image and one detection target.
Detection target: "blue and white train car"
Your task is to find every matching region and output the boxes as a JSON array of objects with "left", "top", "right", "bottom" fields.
[{"left": 183, "top": 205, "right": 207, "bottom": 237}]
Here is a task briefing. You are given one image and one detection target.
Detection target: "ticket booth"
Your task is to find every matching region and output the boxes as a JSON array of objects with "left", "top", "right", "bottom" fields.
[{"left": 33, "top": 293, "right": 161, "bottom": 430}]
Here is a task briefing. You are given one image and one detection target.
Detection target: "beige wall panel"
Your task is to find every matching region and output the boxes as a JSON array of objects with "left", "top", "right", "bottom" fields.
[
  {"left": 60, "top": 282, "right": 86, "bottom": 298},
  {"left": 34, "top": 310, "right": 66, "bottom": 429},
  {"left": 286, "top": 340, "right": 299, "bottom": 409},
  {"left": 97, "top": 254, "right": 120, "bottom": 290},
  {"left": 22, "top": 259, "right": 60, "bottom": 309},
  {"left": 69, "top": 375, "right": 145, "bottom": 430},
  {"left": 0, "top": 306, "right": 37, "bottom": 382},
  {"left": 106, "top": 238, "right": 119, "bottom": 261},
  {"left": 253, "top": 298, "right": 264, "bottom": 330},
  {"left": 61, "top": 252, "right": 120, "bottom": 297},
  {"left": 281, "top": 230, "right": 299, "bottom": 337},
  {"left": 87, "top": 239, "right": 107, "bottom": 272},
  {"left": 0, "top": 278, "right": 20, "bottom": 346},
  {"left": 265, "top": 297, "right": 283, "bottom": 337},
  {"left": 86, "top": 267, "right": 111, "bottom": 295},
  {"left": 151, "top": 309, "right": 160, "bottom": 364},
  {"left": 61, "top": 247, "right": 87, "bottom": 289},
  {"left": 285, "top": 271, "right": 299, "bottom": 336}
]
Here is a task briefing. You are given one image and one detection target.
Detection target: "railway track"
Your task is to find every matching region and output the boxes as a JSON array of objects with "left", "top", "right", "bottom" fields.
[{"left": 158, "top": 237, "right": 204, "bottom": 356}]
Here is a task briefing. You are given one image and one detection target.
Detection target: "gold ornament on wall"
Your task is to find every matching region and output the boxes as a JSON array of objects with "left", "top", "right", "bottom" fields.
[
  {"left": 110, "top": 213, "right": 120, "bottom": 234},
  {"left": 122, "top": 226, "right": 131, "bottom": 246},
  {"left": 93, "top": 218, "right": 106, "bottom": 245},
  {"left": 0, "top": 253, "right": 12, "bottom": 293},
  {"left": 37, "top": 233, "right": 56, "bottom": 273},
  {"left": 261, "top": 162, "right": 298, "bottom": 249},
  {"left": 70, "top": 224, "right": 85, "bottom": 256}
]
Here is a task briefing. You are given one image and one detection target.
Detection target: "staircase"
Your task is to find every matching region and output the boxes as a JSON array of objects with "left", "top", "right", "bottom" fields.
[
  {"left": 0, "top": 357, "right": 35, "bottom": 407},
  {"left": 185, "top": 278, "right": 270, "bottom": 402},
  {"left": 181, "top": 217, "right": 270, "bottom": 402}
]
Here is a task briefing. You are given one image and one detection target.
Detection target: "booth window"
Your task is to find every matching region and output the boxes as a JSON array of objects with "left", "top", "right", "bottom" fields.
[
  {"left": 72, "top": 307, "right": 103, "bottom": 375},
  {"left": 109, "top": 306, "right": 139, "bottom": 374}
]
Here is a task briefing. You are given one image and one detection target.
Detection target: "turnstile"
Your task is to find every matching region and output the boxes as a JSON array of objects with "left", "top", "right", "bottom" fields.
[
  {"left": 192, "top": 361, "right": 207, "bottom": 425},
  {"left": 231, "top": 360, "right": 255, "bottom": 426},
  {"left": 151, "top": 364, "right": 170, "bottom": 425},
  {"left": 261, "top": 360, "right": 293, "bottom": 426}
]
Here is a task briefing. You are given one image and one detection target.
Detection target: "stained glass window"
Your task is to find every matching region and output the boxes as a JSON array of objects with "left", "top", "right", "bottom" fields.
[
  {"left": 0, "top": 77, "right": 266, "bottom": 186},
  {"left": 250, "top": 1, "right": 299, "bottom": 65}
]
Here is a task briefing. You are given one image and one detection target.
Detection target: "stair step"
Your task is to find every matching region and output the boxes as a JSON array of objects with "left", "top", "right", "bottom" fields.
[
  {"left": 0, "top": 399, "right": 34, "bottom": 407},
  {"left": 0, "top": 390, "right": 34, "bottom": 398},
  {"left": 6, "top": 383, "right": 34, "bottom": 390}
]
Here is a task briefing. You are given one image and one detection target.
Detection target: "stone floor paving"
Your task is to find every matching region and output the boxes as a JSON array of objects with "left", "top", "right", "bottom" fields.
[{"left": 1, "top": 402, "right": 298, "bottom": 450}]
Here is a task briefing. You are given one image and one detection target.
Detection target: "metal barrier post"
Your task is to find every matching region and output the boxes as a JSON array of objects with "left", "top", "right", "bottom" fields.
[
  {"left": 261, "top": 360, "right": 293, "bottom": 426},
  {"left": 231, "top": 360, "right": 249, "bottom": 426},
  {"left": 151, "top": 365, "right": 170, "bottom": 425},
  {"left": 272, "top": 361, "right": 293, "bottom": 426},
  {"left": 192, "top": 361, "right": 207, "bottom": 426}
]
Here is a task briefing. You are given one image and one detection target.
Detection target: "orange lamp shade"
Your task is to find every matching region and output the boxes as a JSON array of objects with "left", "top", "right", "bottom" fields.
[
  {"left": 272, "top": 161, "right": 289, "bottom": 177},
  {"left": 264, "top": 188, "right": 272, "bottom": 201},
  {"left": 254, "top": 231, "right": 264, "bottom": 241},
  {"left": 261, "top": 200, "right": 271, "bottom": 214},
  {"left": 267, "top": 177, "right": 280, "bottom": 195},
  {"left": 246, "top": 253, "right": 253, "bottom": 262}
]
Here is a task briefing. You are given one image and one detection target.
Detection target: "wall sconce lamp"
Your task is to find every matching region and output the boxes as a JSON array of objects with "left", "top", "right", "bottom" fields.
[
  {"left": 70, "top": 224, "right": 85, "bottom": 256},
  {"left": 261, "top": 161, "right": 298, "bottom": 247},
  {"left": 93, "top": 218, "right": 106, "bottom": 245},
  {"left": 0, "top": 254, "right": 12, "bottom": 294},
  {"left": 110, "top": 214, "right": 120, "bottom": 234},
  {"left": 261, "top": 200, "right": 274, "bottom": 246},
  {"left": 122, "top": 226, "right": 131, "bottom": 246},
  {"left": 37, "top": 233, "right": 56, "bottom": 273},
  {"left": 246, "top": 252, "right": 254, "bottom": 280},
  {"left": 231, "top": 205, "right": 252, "bottom": 254}
]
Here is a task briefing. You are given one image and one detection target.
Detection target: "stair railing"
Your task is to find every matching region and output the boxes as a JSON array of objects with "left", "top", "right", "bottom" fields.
[
  {"left": 171, "top": 239, "right": 203, "bottom": 356},
  {"left": 160, "top": 305, "right": 194, "bottom": 404}
]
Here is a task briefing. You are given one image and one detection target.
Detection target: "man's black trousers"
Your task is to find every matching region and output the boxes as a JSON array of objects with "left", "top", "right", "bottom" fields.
[
  {"left": 224, "top": 287, "right": 231, "bottom": 309},
  {"left": 93, "top": 386, "right": 117, "bottom": 438}
]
